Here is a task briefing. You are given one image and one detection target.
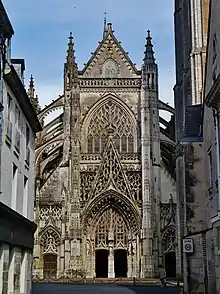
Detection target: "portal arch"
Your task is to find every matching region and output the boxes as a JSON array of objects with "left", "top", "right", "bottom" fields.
[{"left": 83, "top": 189, "right": 141, "bottom": 235}]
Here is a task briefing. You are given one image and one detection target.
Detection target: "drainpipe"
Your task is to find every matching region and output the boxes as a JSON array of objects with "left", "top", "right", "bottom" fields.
[
  {"left": 0, "top": 34, "right": 6, "bottom": 195},
  {"left": 213, "top": 109, "right": 220, "bottom": 210}
]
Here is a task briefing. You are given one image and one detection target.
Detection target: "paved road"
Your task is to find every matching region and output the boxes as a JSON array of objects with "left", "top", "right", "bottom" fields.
[{"left": 32, "top": 283, "right": 181, "bottom": 294}]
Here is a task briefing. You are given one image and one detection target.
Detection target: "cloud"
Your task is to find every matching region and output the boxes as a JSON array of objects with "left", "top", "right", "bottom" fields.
[{"left": 4, "top": 0, "right": 175, "bottom": 108}]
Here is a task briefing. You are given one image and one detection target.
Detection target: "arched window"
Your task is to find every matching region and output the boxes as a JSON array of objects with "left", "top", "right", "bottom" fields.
[
  {"left": 40, "top": 227, "right": 60, "bottom": 254},
  {"left": 128, "top": 135, "right": 134, "bottom": 153},
  {"left": 87, "top": 99, "right": 135, "bottom": 154},
  {"left": 94, "top": 136, "right": 100, "bottom": 153},
  {"left": 102, "top": 59, "right": 118, "bottom": 78},
  {"left": 88, "top": 136, "right": 93, "bottom": 153},
  {"left": 101, "top": 137, "right": 107, "bottom": 152},
  {"left": 121, "top": 136, "right": 127, "bottom": 153},
  {"left": 114, "top": 135, "right": 120, "bottom": 152}
]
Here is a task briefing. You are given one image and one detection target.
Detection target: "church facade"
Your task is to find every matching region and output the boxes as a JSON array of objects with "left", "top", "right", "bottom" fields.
[{"left": 32, "top": 22, "right": 177, "bottom": 280}]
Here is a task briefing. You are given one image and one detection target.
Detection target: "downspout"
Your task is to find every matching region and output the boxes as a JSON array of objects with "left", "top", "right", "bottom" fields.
[{"left": 213, "top": 108, "right": 220, "bottom": 210}]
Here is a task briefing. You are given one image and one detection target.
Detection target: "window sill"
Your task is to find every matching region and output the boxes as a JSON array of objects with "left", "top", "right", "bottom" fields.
[
  {"left": 5, "top": 135, "right": 12, "bottom": 147},
  {"left": 13, "top": 147, "right": 20, "bottom": 158},
  {"left": 208, "top": 186, "right": 213, "bottom": 198}
]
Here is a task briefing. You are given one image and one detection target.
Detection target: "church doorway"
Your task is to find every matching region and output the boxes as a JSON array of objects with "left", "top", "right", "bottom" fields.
[
  {"left": 43, "top": 254, "right": 57, "bottom": 278},
  {"left": 95, "top": 249, "right": 108, "bottom": 278},
  {"left": 165, "top": 251, "right": 176, "bottom": 278},
  {"left": 114, "top": 249, "right": 127, "bottom": 277}
]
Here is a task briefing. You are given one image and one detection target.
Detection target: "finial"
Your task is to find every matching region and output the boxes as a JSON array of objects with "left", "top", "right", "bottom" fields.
[
  {"left": 103, "top": 12, "right": 107, "bottom": 39},
  {"left": 69, "top": 31, "right": 73, "bottom": 40},
  {"left": 66, "top": 32, "right": 76, "bottom": 64},
  {"left": 104, "top": 12, "right": 107, "bottom": 27},
  {"left": 28, "top": 74, "right": 35, "bottom": 98},
  {"left": 28, "top": 75, "right": 41, "bottom": 113},
  {"left": 143, "top": 29, "right": 155, "bottom": 64},
  {"left": 107, "top": 23, "right": 112, "bottom": 32}
]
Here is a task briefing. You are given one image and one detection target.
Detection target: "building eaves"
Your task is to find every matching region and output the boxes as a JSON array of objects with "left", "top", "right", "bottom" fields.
[
  {"left": 4, "top": 65, "right": 42, "bottom": 133},
  {"left": 11, "top": 58, "right": 25, "bottom": 72}
]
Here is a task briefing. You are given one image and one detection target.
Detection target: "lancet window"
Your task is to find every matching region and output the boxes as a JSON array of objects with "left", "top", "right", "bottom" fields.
[
  {"left": 87, "top": 99, "right": 135, "bottom": 153},
  {"left": 162, "top": 226, "right": 176, "bottom": 253},
  {"left": 102, "top": 59, "right": 118, "bottom": 78}
]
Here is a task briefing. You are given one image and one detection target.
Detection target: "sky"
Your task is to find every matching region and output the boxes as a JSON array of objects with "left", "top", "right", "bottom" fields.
[{"left": 3, "top": 0, "right": 175, "bottom": 113}]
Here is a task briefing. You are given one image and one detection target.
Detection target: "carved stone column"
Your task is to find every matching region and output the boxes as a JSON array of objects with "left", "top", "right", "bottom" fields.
[
  {"left": 132, "top": 238, "right": 137, "bottom": 277},
  {"left": 108, "top": 244, "right": 114, "bottom": 278},
  {"left": 91, "top": 239, "right": 96, "bottom": 278},
  {"left": 127, "top": 240, "right": 132, "bottom": 277}
]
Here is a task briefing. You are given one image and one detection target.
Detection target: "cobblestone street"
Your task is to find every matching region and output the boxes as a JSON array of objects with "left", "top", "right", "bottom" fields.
[{"left": 32, "top": 283, "right": 181, "bottom": 294}]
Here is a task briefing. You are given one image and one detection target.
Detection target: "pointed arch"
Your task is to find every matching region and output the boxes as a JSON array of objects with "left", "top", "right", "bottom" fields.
[
  {"left": 40, "top": 226, "right": 61, "bottom": 254},
  {"left": 83, "top": 189, "right": 141, "bottom": 235},
  {"left": 81, "top": 94, "right": 137, "bottom": 153},
  {"left": 94, "top": 209, "right": 129, "bottom": 249},
  {"left": 162, "top": 226, "right": 176, "bottom": 253}
]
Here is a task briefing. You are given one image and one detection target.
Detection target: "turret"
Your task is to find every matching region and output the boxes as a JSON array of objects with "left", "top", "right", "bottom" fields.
[{"left": 27, "top": 74, "right": 41, "bottom": 113}]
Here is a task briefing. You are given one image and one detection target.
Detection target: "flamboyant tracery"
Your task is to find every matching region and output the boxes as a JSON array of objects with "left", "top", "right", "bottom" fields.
[
  {"left": 87, "top": 98, "right": 135, "bottom": 153},
  {"left": 33, "top": 22, "right": 177, "bottom": 282},
  {"left": 94, "top": 209, "right": 128, "bottom": 249}
]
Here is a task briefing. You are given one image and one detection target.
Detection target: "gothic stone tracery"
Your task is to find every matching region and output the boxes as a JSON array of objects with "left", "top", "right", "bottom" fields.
[{"left": 33, "top": 23, "right": 177, "bottom": 281}]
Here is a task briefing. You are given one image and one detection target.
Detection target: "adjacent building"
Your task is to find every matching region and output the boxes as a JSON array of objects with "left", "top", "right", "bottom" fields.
[
  {"left": 204, "top": 0, "right": 220, "bottom": 292},
  {"left": 173, "top": 0, "right": 211, "bottom": 292},
  {"left": 33, "top": 23, "right": 178, "bottom": 280},
  {"left": 0, "top": 1, "right": 42, "bottom": 293}
]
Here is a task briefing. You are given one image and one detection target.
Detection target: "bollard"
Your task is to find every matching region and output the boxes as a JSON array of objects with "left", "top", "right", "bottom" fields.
[{"left": 93, "top": 276, "right": 95, "bottom": 284}]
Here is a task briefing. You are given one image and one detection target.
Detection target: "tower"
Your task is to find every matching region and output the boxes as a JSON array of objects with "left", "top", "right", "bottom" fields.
[{"left": 141, "top": 31, "right": 162, "bottom": 276}]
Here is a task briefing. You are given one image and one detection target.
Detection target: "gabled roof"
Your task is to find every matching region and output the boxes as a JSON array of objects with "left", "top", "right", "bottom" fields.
[{"left": 80, "top": 23, "right": 139, "bottom": 76}]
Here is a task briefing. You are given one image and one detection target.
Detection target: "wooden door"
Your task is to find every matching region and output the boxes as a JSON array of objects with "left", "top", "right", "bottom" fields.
[{"left": 43, "top": 254, "right": 57, "bottom": 278}]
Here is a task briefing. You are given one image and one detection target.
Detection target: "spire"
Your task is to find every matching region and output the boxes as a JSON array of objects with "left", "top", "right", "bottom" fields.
[
  {"left": 27, "top": 75, "right": 41, "bottom": 113},
  {"left": 64, "top": 32, "right": 78, "bottom": 89},
  {"left": 28, "top": 74, "right": 35, "bottom": 98},
  {"left": 66, "top": 32, "right": 76, "bottom": 65},
  {"left": 143, "top": 30, "right": 155, "bottom": 64},
  {"left": 103, "top": 12, "right": 107, "bottom": 39}
]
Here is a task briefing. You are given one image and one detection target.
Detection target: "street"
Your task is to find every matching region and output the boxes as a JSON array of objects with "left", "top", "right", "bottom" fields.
[{"left": 32, "top": 283, "right": 181, "bottom": 294}]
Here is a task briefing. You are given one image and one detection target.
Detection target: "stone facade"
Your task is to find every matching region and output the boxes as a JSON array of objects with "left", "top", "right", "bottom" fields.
[
  {"left": 33, "top": 24, "right": 177, "bottom": 280},
  {"left": 173, "top": 0, "right": 212, "bottom": 292},
  {"left": 204, "top": 0, "right": 220, "bottom": 292}
]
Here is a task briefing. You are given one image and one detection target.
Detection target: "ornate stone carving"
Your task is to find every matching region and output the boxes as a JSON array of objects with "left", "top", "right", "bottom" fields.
[
  {"left": 94, "top": 209, "right": 128, "bottom": 249},
  {"left": 79, "top": 78, "right": 141, "bottom": 88},
  {"left": 92, "top": 139, "right": 131, "bottom": 197},
  {"left": 40, "top": 206, "right": 62, "bottom": 222},
  {"left": 162, "top": 226, "right": 176, "bottom": 253},
  {"left": 40, "top": 227, "right": 60, "bottom": 253},
  {"left": 80, "top": 172, "right": 96, "bottom": 203},
  {"left": 87, "top": 98, "right": 135, "bottom": 153},
  {"left": 126, "top": 172, "right": 142, "bottom": 203}
]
